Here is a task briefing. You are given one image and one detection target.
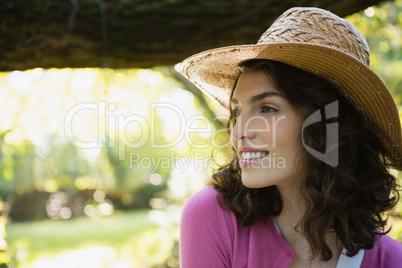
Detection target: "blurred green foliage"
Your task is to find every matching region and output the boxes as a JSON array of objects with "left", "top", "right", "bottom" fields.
[
  {"left": 348, "top": 0, "right": 402, "bottom": 103},
  {"left": 0, "top": 67, "right": 229, "bottom": 267}
]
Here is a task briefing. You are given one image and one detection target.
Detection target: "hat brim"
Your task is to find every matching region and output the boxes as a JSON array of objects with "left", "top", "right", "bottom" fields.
[{"left": 179, "top": 42, "right": 402, "bottom": 169}]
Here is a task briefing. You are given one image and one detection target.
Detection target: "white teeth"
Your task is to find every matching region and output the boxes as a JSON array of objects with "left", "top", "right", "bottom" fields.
[{"left": 241, "top": 151, "right": 268, "bottom": 160}]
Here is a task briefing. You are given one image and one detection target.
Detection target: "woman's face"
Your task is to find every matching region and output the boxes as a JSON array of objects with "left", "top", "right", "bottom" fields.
[{"left": 230, "top": 70, "right": 304, "bottom": 189}]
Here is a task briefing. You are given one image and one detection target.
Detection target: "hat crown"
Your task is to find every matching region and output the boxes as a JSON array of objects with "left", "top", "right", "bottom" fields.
[{"left": 257, "top": 7, "right": 370, "bottom": 66}]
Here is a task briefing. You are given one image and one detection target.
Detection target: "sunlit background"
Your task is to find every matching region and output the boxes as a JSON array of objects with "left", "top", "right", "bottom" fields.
[{"left": 0, "top": 2, "right": 401, "bottom": 268}]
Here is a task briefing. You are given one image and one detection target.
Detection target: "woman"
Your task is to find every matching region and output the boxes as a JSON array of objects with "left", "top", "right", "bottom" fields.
[{"left": 178, "top": 7, "right": 402, "bottom": 267}]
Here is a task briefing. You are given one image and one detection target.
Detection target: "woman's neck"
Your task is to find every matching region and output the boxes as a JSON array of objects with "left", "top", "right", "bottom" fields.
[
  {"left": 274, "top": 184, "right": 342, "bottom": 268},
  {"left": 275, "top": 183, "right": 305, "bottom": 230},
  {"left": 274, "top": 184, "right": 305, "bottom": 249}
]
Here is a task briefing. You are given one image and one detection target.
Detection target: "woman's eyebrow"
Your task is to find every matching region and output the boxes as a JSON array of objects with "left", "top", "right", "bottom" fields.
[
  {"left": 230, "top": 98, "right": 239, "bottom": 105},
  {"left": 231, "top": 91, "right": 283, "bottom": 106},
  {"left": 249, "top": 92, "right": 283, "bottom": 104}
]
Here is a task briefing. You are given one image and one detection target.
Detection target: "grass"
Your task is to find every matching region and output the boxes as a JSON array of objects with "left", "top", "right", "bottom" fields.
[
  {"left": 5, "top": 209, "right": 175, "bottom": 267},
  {"left": 7, "top": 208, "right": 400, "bottom": 267}
]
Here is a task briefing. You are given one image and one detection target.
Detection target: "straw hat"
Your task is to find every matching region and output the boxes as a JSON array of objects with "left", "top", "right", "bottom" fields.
[{"left": 179, "top": 7, "right": 402, "bottom": 169}]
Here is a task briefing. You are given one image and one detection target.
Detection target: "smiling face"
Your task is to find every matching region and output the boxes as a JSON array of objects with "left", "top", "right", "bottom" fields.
[{"left": 230, "top": 70, "right": 304, "bottom": 189}]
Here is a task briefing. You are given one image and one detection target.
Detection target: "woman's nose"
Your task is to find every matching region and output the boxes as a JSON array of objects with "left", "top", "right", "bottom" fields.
[{"left": 231, "top": 112, "right": 258, "bottom": 142}]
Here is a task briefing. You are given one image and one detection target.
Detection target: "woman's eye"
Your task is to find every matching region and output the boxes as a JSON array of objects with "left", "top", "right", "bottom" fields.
[
  {"left": 260, "top": 105, "right": 277, "bottom": 113},
  {"left": 233, "top": 107, "right": 241, "bottom": 117}
]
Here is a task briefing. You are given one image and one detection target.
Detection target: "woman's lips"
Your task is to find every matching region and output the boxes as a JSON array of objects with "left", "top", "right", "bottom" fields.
[{"left": 239, "top": 150, "right": 270, "bottom": 168}]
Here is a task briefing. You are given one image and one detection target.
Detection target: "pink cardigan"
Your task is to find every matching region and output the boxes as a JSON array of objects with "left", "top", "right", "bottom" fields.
[{"left": 180, "top": 187, "right": 402, "bottom": 267}]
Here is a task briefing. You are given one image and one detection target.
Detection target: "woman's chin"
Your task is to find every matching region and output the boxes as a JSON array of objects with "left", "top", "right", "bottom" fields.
[{"left": 241, "top": 176, "right": 272, "bottom": 189}]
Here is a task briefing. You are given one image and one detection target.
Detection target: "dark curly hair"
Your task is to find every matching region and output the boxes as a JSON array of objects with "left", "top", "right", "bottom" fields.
[{"left": 211, "top": 59, "right": 400, "bottom": 261}]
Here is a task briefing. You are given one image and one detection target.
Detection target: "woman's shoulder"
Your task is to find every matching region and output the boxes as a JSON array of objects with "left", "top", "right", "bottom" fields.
[
  {"left": 180, "top": 186, "right": 237, "bottom": 267},
  {"left": 181, "top": 186, "right": 239, "bottom": 238},
  {"left": 373, "top": 234, "right": 402, "bottom": 254},
  {"left": 183, "top": 186, "right": 220, "bottom": 208},
  {"left": 181, "top": 186, "right": 230, "bottom": 221},
  {"left": 362, "top": 234, "right": 402, "bottom": 267}
]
